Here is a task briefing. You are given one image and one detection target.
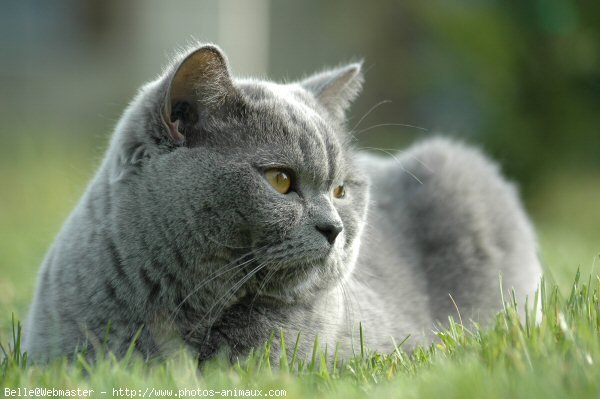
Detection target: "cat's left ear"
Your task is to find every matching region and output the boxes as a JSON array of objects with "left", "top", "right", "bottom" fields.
[{"left": 300, "top": 62, "right": 364, "bottom": 121}]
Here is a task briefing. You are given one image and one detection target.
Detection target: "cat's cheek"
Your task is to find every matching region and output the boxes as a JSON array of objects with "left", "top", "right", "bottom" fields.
[
  {"left": 346, "top": 238, "right": 361, "bottom": 271},
  {"left": 335, "top": 230, "right": 361, "bottom": 275}
]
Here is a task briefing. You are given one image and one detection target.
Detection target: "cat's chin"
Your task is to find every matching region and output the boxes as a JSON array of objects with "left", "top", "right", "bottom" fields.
[{"left": 252, "top": 256, "right": 350, "bottom": 305}]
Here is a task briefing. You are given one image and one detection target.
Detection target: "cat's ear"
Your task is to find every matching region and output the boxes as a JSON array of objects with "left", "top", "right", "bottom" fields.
[
  {"left": 301, "top": 62, "right": 364, "bottom": 121},
  {"left": 161, "top": 45, "right": 234, "bottom": 144}
]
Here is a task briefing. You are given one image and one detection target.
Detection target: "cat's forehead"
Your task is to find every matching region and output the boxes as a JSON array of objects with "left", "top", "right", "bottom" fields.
[
  {"left": 235, "top": 80, "right": 346, "bottom": 182},
  {"left": 237, "top": 80, "right": 322, "bottom": 121}
]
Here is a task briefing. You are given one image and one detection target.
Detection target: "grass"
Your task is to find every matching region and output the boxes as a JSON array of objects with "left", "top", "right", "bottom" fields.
[
  {"left": 2, "top": 273, "right": 600, "bottom": 398},
  {"left": 1, "top": 133, "right": 599, "bottom": 397}
]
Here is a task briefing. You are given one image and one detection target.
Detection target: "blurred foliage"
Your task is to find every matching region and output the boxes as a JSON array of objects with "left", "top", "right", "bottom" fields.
[{"left": 2, "top": 0, "right": 598, "bottom": 192}]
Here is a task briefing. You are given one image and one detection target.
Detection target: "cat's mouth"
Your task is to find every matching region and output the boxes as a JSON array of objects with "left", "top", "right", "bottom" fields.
[
  {"left": 257, "top": 241, "right": 334, "bottom": 267},
  {"left": 239, "top": 239, "right": 345, "bottom": 304}
]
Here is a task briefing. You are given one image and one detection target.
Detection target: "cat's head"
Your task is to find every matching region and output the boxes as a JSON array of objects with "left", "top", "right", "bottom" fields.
[{"left": 110, "top": 45, "right": 368, "bottom": 305}]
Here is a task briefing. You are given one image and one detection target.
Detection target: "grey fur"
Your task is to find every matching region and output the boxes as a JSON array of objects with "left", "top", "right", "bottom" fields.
[{"left": 23, "top": 44, "right": 540, "bottom": 362}]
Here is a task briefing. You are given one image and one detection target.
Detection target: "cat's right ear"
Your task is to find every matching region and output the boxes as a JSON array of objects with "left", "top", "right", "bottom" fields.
[
  {"left": 300, "top": 62, "right": 364, "bottom": 122},
  {"left": 161, "top": 45, "right": 234, "bottom": 144}
]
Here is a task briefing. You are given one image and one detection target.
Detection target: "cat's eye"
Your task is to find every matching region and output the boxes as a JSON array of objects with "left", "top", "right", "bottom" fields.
[
  {"left": 333, "top": 184, "right": 345, "bottom": 199},
  {"left": 265, "top": 169, "right": 292, "bottom": 194}
]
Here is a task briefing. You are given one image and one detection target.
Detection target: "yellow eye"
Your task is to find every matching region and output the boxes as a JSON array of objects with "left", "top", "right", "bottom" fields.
[
  {"left": 265, "top": 169, "right": 292, "bottom": 194},
  {"left": 333, "top": 184, "right": 345, "bottom": 199}
]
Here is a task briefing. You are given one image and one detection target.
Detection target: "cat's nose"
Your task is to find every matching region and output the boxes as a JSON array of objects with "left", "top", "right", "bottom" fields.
[{"left": 316, "top": 223, "right": 343, "bottom": 245}]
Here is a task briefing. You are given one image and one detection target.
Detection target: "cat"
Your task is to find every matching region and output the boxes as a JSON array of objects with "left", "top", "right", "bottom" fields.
[{"left": 23, "top": 44, "right": 541, "bottom": 363}]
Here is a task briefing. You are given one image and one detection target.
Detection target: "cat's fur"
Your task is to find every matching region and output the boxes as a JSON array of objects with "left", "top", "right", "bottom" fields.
[{"left": 24, "top": 44, "right": 541, "bottom": 362}]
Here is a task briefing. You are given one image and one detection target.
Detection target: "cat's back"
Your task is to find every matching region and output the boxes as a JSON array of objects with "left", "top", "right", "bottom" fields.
[{"left": 355, "top": 138, "right": 540, "bottom": 335}]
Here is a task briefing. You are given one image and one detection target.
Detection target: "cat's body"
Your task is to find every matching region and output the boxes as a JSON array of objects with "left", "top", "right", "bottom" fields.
[{"left": 24, "top": 45, "right": 540, "bottom": 362}]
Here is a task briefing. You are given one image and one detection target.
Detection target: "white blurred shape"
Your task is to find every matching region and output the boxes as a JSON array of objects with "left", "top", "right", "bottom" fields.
[{"left": 218, "top": 0, "right": 270, "bottom": 77}]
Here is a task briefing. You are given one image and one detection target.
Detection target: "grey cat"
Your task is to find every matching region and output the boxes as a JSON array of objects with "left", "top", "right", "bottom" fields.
[{"left": 23, "top": 44, "right": 541, "bottom": 363}]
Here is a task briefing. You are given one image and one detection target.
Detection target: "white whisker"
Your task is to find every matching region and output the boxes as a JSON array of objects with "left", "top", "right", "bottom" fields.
[
  {"left": 354, "top": 122, "right": 428, "bottom": 135},
  {"left": 350, "top": 100, "right": 392, "bottom": 131},
  {"left": 186, "top": 260, "right": 272, "bottom": 341},
  {"left": 359, "top": 146, "right": 424, "bottom": 184},
  {"left": 168, "top": 244, "right": 272, "bottom": 326}
]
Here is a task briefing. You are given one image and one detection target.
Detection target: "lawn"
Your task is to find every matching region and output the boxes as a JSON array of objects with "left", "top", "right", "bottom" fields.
[{"left": 1, "top": 133, "right": 599, "bottom": 398}]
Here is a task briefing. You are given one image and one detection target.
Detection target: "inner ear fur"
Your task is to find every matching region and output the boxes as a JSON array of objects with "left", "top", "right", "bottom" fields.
[{"left": 161, "top": 45, "right": 234, "bottom": 144}]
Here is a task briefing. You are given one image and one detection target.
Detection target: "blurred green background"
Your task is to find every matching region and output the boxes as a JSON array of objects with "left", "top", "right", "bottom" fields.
[{"left": 0, "top": 0, "right": 598, "bottom": 332}]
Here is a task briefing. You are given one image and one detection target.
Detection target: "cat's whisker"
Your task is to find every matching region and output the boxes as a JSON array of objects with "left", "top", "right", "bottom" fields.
[
  {"left": 204, "top": 234, "right": 254, "bottom": 250},
  {"left": 350, "top": 100, "right": 392, "bottom": 132},
  {"left": 214, "top": 260, "right": 276, "bottom": 324},
  {"left": 359, "top": 146, "right": 424, "bottom": 185},
  {"left": 248, "top": 261, "right": 284, "bottom": 314},
  {"left": 339, "top": 282, "right": 351, "bottom": 334},
  {"left": 187, "top": 259, "right": 271, "bottom": 341},
  {"left": 255, "top": 263, "right": 280, "bottom": 296},
  {"left": 358, "top": 146, "right": 434, "bottom": 173},
  {"left": 168, "top": 243, "right": 272, "bottom": 326},
  {"left": 167, "top": 255, "right": 254, "bottom": 326},
  {"left": 193, "top": 265, "right": 269, "bottom": 344},
  {"left": 353, "top": 122, "right": 429, "bottom": 136},
  {"left": 338, "top": 271, "right": 356, "bottom": 335}
]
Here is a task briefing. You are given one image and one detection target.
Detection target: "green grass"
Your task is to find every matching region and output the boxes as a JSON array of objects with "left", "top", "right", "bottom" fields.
[{"left": 2, "top": 273, "right": 600, "bottom": 398}]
